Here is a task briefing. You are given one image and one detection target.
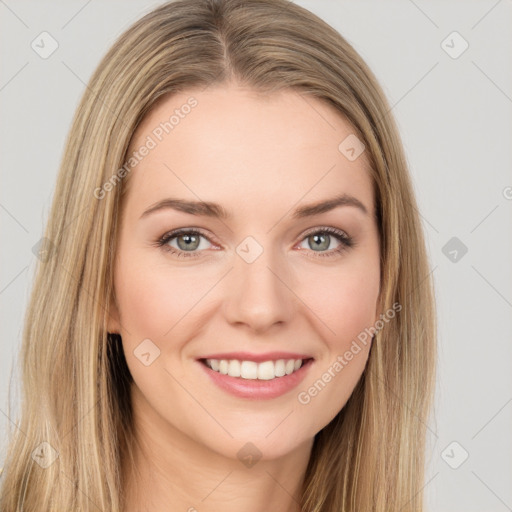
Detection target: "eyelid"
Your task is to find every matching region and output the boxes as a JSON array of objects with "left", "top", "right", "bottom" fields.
[
  {"left": 294, "top": 226, "right": 354, "bottom": 258},
  {"left": 155, "top": 225, "right": 354, "bottom": 258},
  {"left": 300, "top": 225, "right": 350, "bottom": 240},
  {"left": 157, "top": 227, "right": 219, "bottom": 247}
]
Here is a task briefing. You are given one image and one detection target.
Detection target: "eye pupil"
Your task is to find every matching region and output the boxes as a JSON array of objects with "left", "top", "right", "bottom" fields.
[
  {"left": 177, "top": 234, "right": 200, "bottom": 251},
  {"left": 164, "top": 228, "right": 345, "bottom": 258},
  {"left": 309, "top": 233, "right": 330, "bottom": 251}
]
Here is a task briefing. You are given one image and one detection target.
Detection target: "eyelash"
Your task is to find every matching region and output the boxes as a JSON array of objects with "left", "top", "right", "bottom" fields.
[{"left": 154, "top": 226, "right": 354, "bottom": 260}]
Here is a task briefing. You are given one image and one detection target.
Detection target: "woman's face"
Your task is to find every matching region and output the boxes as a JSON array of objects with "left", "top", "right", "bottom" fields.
[{"left": 109, "top": 83, "right": 381, "bottom": 461}]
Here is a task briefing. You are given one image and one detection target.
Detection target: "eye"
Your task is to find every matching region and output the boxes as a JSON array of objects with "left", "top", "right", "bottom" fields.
[
  {"left": 155, "top": 226, "right": 354, "bottom": 259},
  {"left": 156, "top": 228, "right": 216, "bottom": 258},
  {"left": 296, "top": 227, "right": 353, "bottom": 258}
]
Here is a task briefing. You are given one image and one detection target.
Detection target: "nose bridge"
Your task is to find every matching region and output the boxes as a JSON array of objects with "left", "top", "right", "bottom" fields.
[{"left": 224, "top": 236, "right": 294, "bottom": 331}]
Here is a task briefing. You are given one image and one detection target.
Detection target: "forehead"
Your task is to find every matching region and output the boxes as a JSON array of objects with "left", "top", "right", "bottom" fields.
[{"left": 122, "top": 84, "right": 373, "bottom": 219}]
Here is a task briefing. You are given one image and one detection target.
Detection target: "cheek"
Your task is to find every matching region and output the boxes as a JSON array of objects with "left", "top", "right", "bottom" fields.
[
  {"left": 114, "top": 259, "right": 205, "bottom": 399},
  {"left": 298, "top": 258, "right": 380, "bottom": 346},
  {"left": 293, "top": 257, "right": 379, "bottom": 425},
  {"left": 114, "top": 252, "right": 210, "bottom": 342}
]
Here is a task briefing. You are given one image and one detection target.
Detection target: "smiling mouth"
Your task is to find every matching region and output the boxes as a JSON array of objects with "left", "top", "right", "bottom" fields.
[{"left": 200, "top": 357, "right": 314, "bottom": 380}]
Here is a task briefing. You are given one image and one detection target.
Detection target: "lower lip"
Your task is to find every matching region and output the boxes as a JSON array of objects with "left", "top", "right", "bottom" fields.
[{"left": 197, "top": 359, "right": 314, "bottom": 400}]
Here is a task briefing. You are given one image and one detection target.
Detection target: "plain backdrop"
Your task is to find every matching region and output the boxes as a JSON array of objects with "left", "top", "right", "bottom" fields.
[{"left": 1, "top": 1, "right": 511, "bottom": 510}]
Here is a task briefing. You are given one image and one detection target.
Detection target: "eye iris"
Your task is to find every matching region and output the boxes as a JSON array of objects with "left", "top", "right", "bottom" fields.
[
  {"left": 309, "top": 233, "right": 330, "bottom": 251},
  {"left": 177, "top": 233, "right": 200, "bottom": 251}
]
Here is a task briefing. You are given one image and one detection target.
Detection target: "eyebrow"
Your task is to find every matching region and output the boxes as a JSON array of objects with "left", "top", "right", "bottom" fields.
[{"left": 139, "top": 193, "right": 369, "bottom": 220}]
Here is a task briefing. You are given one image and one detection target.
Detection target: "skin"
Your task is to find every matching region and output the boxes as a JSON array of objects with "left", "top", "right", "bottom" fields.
[{"left": 108, "top": 81, "right": 381, "bottom": 512}]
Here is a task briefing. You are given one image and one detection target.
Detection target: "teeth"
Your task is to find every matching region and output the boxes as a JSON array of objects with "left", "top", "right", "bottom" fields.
[
  {"left": 205, "top": 358, "right": 305, "bottom": 380},
  {"left": 275, "top": 359, "right": 286, "bottom": 377},
  {"left": 257, "top": 361, "right": 274, "bottom": 380},
  {"left": 228, "top": 359, "right": 241, "bottom": 377},
  {"left": 219, "top": 360, "right": 229, "bottom": 375}
]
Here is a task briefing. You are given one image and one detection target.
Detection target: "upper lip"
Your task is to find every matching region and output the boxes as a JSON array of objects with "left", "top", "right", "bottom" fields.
[{"left": 197, "top": 351, "right": 314, "bottom": 363}]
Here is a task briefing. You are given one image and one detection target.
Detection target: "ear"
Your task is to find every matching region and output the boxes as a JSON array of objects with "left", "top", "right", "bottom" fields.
[{"left": 107, "top": 294, "right": 122, "bottom": 334}]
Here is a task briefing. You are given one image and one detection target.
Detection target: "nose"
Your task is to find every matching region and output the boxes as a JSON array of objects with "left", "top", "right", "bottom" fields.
[{"left": 223, "top": 246, "right": 295, "bottom": 333}]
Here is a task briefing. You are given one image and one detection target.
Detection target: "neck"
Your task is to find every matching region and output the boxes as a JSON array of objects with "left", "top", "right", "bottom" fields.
[{"left": 121, "top": 384, "right": 313, "bottom": 512}]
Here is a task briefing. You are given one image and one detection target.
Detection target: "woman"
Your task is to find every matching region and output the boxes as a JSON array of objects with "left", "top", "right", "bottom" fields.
[{"left": 0, "top": 0, "right": 436, "bottom": 510}]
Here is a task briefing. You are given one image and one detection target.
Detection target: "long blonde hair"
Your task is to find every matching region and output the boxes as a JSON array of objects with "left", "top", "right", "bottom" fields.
[{"left": 0, "top": 0, "right": 436, "bottom": 510}]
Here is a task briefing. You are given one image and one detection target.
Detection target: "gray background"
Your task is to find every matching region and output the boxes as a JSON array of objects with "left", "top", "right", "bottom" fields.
[{"left": 1, "top": 1, "right": 511, "bottom": 510}]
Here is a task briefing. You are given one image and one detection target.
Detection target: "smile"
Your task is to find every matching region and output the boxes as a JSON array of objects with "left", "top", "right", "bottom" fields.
[
  {"left": 197, "top": 356, "right": 314, "bottom": 399},
  {"left": 203, "top": 358, "right": 306, "bottom": 380}
]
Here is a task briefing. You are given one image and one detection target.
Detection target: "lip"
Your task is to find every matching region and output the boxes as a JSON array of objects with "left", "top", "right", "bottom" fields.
[
  {"left": 196, "top": 357, "right": 314, "bottom": 400},
  {"left": 197, "top": 351, "right": 312, "bottom": 363}
]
